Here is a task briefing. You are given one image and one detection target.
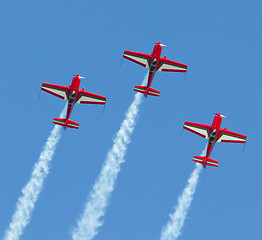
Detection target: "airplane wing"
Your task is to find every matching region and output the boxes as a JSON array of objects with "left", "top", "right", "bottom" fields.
[
  {"left": 157, "top": 57, "right": 188, "bottom": 72},
  {"left": 41, "top": 83, "right": 70, "bottom": 100},
  {"left": 183, "top": 121, "right": 211, "bottom": 139},
  {"left": 217, "top": 129, "right": 247, "bottom": 143},
  {"left": 123, "top": 50, "right": 151, "bottom": 68},
  {"left": 76, "top": 90, "right": 106, "bottom": 105}
]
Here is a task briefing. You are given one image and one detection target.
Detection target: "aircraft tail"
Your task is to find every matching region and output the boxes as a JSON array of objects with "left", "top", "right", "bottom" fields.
[
  {"left": 134, "top": 86, "right": 160, "bottom": 97},
  {"left": 193, "top": 156, "right": 219, "bottom": 168},
  {"left": 53, "top": 118, "right": 79, "bottom": 129}
]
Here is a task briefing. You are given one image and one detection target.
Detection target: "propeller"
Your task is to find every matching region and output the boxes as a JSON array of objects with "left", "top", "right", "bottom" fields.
[
  {"left": 155, "top": 42, "right": 166, "bottom": 47},
  {"left": 73, "top": 74, "right": 85, "bottom": 79},
  {"left": 214, "top": 112, "right": 227, "bottom": 118}
]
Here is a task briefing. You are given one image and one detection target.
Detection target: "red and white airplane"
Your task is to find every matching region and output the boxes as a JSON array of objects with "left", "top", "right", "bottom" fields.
[
  {"left": 123, "top": 41, "right": 188, "bottom": 97},
  {"left": 41, "top": 74, "right": 106, "bottom": 129},
  {"left": 183, "top": 112, "right": 247, "bottom": 168}
]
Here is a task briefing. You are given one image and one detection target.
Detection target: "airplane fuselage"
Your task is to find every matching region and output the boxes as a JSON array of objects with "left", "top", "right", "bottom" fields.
[
  {"left": 147, "top": 42, "right": 162, "bottom": 89},
  {"left": 206, "top": 114, "right": 222, "bottom": 158},
  {"left": 66, "top": 75, "right": 81, "bottom": 122}
]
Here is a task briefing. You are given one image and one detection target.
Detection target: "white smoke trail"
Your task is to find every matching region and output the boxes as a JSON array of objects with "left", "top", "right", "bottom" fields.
[
  {"left": 3, "top": 105, "right": 67, "bottom": 240},
  {"left": 71, "top": 74, "right": 148, "bottom": 240},
  {"left": 160, "top": 146, "right": 207, "bottom": 240}
]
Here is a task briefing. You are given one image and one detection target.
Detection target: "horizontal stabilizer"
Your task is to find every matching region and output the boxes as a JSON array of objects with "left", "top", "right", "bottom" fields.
[
  {"left": 53, "top": 118, "right": 79, "bottom": 129},
  {"left": 193, "top": 156, "right": 219, "bottom": 168},
  {"left": 134, "top": 86, "right": 160, "bottom": 97},
  {"left": 134, "top": 85, "right": 147, "bottom": 94}
]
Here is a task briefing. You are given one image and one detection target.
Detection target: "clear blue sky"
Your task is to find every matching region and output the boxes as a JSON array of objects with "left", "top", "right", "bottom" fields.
[{"left": 0, "top": 0, "right": 261, "bottom": 239}]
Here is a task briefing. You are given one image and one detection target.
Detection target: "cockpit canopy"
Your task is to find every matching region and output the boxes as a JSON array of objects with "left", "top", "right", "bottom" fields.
[
  {"left": 150, "top": 59, "right": 157, "bottom": 67},
  {"left": 69, "top": 91, "right": 76, "bottom": 103},
  {"left": 70, "top": 91, "right": 75, "bottom": 98},
  {"left": 209, "top": 129, "right": 216, "bottom": 144},
  {"left": 210, "top": 129, "right": 216, "bottom": 137}
]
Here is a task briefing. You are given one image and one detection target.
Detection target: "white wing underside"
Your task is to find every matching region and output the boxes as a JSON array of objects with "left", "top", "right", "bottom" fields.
[
  {"left": 158, "top": 63, "right": 186, "bottom": 71},
  {"left": 217, "top": 133, "right": 246, "bottom": 143},
  {"left": 76, "top": 95, "right": 105, "bottom": 104},
  {"left": 184, "top": 123, "right": 209, "bottom": 139},
  {"left": 123, "top": 52, "right": 150, "bottom": 68},
  {"left": 41, "top": 85, "right": 68, "bottom": 100}
]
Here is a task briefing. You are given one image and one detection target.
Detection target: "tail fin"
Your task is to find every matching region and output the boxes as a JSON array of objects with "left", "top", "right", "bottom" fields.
[
  {"left": 53, "top": 118, "right": 79, "bottom": 129},
  {"left": 193, "top": 156, "right": 219, "bottom": 168},
  {"left": 134, "top": 86, "right": 160, "bottom": 97}
]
